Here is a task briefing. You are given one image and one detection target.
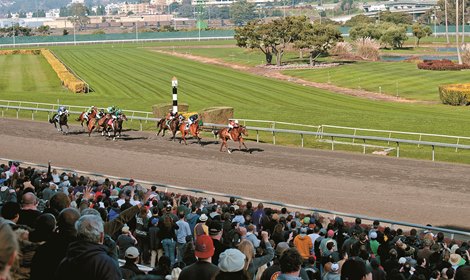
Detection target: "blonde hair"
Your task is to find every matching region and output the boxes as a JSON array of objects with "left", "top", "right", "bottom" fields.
[
  {"left": 0, "top": 219, "right": 19, "bottom": 275},
  {"left": 237, "top": 240, "right": 255, "bottom": 271}
]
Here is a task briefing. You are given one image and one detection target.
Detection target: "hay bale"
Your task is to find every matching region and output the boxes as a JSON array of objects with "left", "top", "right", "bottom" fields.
[
  {"left": 152, "top": 103, "right": 189, "bottom": 118},
  {"left": 200, "top": 107, "right": 234, "bottom": 125}
]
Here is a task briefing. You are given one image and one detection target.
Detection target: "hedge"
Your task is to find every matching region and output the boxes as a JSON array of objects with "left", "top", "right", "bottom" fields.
[
  {"left": 418, "top": 59, "right": 470, "bottom": 71},
  {"left": 40, "top": 49, "right": 86, "bottom": 93},
  {"left": 439, "top": 83, "right": 470, "bottom": 105}
]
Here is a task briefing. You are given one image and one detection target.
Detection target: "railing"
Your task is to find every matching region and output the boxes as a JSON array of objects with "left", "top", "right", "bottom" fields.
[
  {"left": 3, "top": 103, "right": 470, "bottom": 162},
  {"left": 320, "top": 125, "right": 470, "bottom": 152},
  {"left": 1, "top": 157, "right": 468, "bottom": 239},
  {"left": 0, "top": 36, "right": 234, "bottom": 48}
]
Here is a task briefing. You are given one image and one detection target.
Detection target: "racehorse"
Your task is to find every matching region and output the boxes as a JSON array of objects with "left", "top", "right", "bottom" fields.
[
  {"left": 156, "top": 116, "right": 181, "bottom": 140},
  {"left": 49, "top": 113, "right": 69, "bottom": 134},
  {"left": 178, "top": 119, "right": 202, "bottom": 145},
  {"left": 86, "top": 110, "right": 106, "bottom": 137},
  {"left": 215, "top": 126, "right": 248, "bottom": 153},
  {"left": 107, "top": 114, "right": 127, "bottom": 140},
  {"left": 76, "top": 108, "right": 97, "bottom": 127}
]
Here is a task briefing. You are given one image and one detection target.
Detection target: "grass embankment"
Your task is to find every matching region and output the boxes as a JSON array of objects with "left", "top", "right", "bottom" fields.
[{"left": 2, "top": 44, "right": 470, "bottom": 163}]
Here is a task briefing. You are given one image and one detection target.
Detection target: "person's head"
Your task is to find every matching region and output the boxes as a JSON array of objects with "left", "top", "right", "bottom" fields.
[
  {"left": 49, "top": 193, "right": 71, "bottom": 214},
  {"left": 238, "top": 240, "right": 255, "bottom": 270},
  {"left": 355, "top": 218, "right": 362, "bottom": 225},
  {"left": 279, "top": 248, "right": 303, "bottom": 275},
  {"left": 341, "top": 258, "right": 372, "bottom": 280},
  {"left": 195, "top": 235, "right": 215, "bottom": 261},
  {"left": 1, "top": 202, "right": 20, "bottom": 223},
  {"left": 455, "top": 266, "right": 470, "bottom": 280},
  {"left": 30, "top": 213, "right": 56, "bottom": 242},
  {"left": 57, "top": 208, "right": 80, "bottom": 237},
  {"left": 125, "top": 246, "right": 140, "bottom": 264},
  {"left": 247, "top": 224, "right": 255, "bottom": 233},
  {"left": 446, "top": 267, "right": 455, "bottom": 280},
  {"left": 0, "top": 219, "right": 18, "bottom": 278},
  {"left": 21, "top": 192, "right": 38, "bottom": 208},
  {"left": 75, "top": 215, "right": 104, "bottom": 244},
  {"left": 218, "top": 248, "right": 246, "bottom": 273}
]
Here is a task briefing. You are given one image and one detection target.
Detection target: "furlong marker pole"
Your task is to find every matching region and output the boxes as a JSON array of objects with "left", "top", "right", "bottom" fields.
[{"left": 172, "top": 76, "right": 178, "bottom": 113}]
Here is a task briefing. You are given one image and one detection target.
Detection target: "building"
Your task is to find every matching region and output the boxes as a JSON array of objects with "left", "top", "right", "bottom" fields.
[{"left": 363, "top": 0, "right": 437, "bottom": 13}]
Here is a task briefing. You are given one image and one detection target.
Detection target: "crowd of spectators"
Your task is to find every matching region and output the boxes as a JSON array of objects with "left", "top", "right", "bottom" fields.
[{"left": 1, "top": 160, "right": 470, "bottom": 280}]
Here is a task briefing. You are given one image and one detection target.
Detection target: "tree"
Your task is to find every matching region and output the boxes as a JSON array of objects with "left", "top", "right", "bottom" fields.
[
  {"left": 32, "top": 10, "right": 46, "bottom": 17},
  {"left": 37, "top": 25, "right": 51, "bottom": 35},
  {"left": 412, "top": 23, "right": 432, "bottom": 46},
  {"left": 230, "top": 0, "right": 257, "bottom": 26},
  {"left": 379, "top": 11, "right": 413, "bottom": 25},
  {"left": 349, "top": 23, "right": 382, "bottom": 41},
  {"left": 235, "top": 20, "right": 274, "bottom": 64},
  {"left": 18, "top": 11, "right": 27, "bottom": 18},
  {"left": 68, "top": 3, "right": 90, "bottom": 31},
  {"left": 344, "top": 14, "right": 375, "bottom": 26},
  {"left": 380, "top": 24, "right": 408, "bottom": 49},
  {"left": 59, "top": 6, "right": 69, "bottom": 17},
  {"left": 294, "top": 23, "right": 343, "bottom": 66}
]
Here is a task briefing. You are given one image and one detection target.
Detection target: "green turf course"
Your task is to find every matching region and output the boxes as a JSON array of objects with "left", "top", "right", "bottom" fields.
[
  {"left": 283, "top": 61, "right": 470, "bottom": 101},
  {"left": 0, "top": 54, "right": 65, "bottom": 95},
  {"left": 3, "top": 44, "right": 470, "bottom": 162}
]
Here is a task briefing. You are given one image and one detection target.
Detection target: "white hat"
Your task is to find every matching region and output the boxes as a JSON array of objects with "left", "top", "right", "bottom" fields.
[
  {"left": 218, "top": 249, "right": 246, "bottom": 272},
  {"left": 331, "top": 263, "right": 340, "bottom": 273},
  {"left": 199, "top": 214, "right": 208, "bottom": 222},
  {"left": 125, "top": 246, "right": 139, "bottom": 259},
  {"left": 399, "top": 257, "right": 407, "bottom": 265},
  {"left": 234, "top": 120, "right": 239, "bottom": 124},
  {"left": 370, "top": 231, "right": 378, "bottom": 239}
]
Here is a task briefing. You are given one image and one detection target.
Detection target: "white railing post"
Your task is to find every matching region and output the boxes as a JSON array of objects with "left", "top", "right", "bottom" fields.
[
  {"left": 363, "top": 139, "right": 366, "bottom": 154},
  {"left": 140, "top": 120, "right": 143, "bottom": 131},
  {"left": 456, "top": 137, "right": 460, "bottom": 152},
  {"left": 418, "top": 134, "right": 422, "bottom": 148},
  {"left": 131, "top": 112, "right": 135, "bottom": 122},
  {"left": 301, "top": 134, "right": 304, "bottom": 148},
  {"left": 331, "top": 137, "right": 334, "bottom": 150},
  {"left": 432, "top": 145, "right": 435, "bottom": 161},
  {"left": 16, "top": 110, "right": 19, "bottom": 119},
  {"left": 31, "top": 111, "right": 34, "bottom": 120},
  {"left": 388, "top": 132, "right": 392, "bottom": 145},
  {"left": 397, "top": 142, "right": 400, "bottom": 158},
  {"left": 273, "top": 131, "right": 276, "bottom": 145},
  {"left": 256, "top": 130, "right": 259, "bottom": 143},
  {"left": 145, "top": 113, "right": 149, "bottom": 123},
  {"left": 353, "top": 128, "right": 357, "bottom": 143}
]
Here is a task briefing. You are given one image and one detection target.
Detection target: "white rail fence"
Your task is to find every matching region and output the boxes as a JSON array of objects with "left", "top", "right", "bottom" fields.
[{"left": 2, "top": 101, "right": 470, "bottom": 161}]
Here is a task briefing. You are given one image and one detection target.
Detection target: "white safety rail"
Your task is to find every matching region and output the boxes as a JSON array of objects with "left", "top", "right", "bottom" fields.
[
  {"left": 3, "top": 100, "right": 470, "bottom": 161},
  {"left": 320, "top": 125, "right": 470, "bottom": 152},
  {"left": 1, "top": 157, "right": 469, "bottom": 239}
]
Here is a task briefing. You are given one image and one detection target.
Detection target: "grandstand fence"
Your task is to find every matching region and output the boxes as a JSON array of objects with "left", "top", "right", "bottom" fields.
[
  {"left": 1, "top": 157, "right": 469, "bottom": 240},
  {"left": 3, "top": 101, "right": 470, "bottom": 161}
]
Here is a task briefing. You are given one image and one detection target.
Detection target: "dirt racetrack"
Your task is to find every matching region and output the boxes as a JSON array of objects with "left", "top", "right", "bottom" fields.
[{"left": 1, "top": 118, "right": 469, "bottom": 228}]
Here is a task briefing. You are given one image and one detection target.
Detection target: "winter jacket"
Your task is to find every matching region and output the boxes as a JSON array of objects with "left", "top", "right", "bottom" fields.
[
  {"left": 55, "top": 240, "right": 122, "bottom": 280},
  {"left": 294, "top": 235, "right": 313, "bottom": 260}
]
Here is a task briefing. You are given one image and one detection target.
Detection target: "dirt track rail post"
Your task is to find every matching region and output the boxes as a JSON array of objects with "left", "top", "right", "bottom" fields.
[
  {"left": 397, "top": 142, "right": 400, "bottom": 157},
  {"left": 301, "top": 134, "right": 304, "bottom": 147}
]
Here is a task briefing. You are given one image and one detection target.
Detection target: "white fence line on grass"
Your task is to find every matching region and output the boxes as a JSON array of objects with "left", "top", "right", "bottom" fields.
[{"left": 1, "top": 157, "right": 469, "bottom": 239}]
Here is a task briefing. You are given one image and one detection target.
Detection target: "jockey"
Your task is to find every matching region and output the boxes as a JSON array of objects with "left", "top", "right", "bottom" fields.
[
  {"left": 55, "top": 106, "right": 68, "bottom": 122},
  {"left": 227, "top": 119, "right": 239, "bottom": 141},
  {"left": 113, "top": 108, "right": 122, "bottom": 119},
  {"left": 96, "top": 109, "right": 105, "bottom": 120},
  {"left": 228, "top": 119, "right": 239, "bottom": 132},
  {"left": 107, "top": 106, "right": 116, "bottom": 115},
  {"left": 165, "top": 109, "right": 178, "bottom": 127},
  {"left": 185, "top": 114, "right": 198, "bottom": 130},
  {"left": 84, "top": 106, "right": 96, "bottom": 122}
]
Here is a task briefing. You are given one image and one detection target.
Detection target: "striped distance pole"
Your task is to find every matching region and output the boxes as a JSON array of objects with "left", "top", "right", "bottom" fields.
[{"left": 172, "top": 76, "right": 178, "bottom": 114}]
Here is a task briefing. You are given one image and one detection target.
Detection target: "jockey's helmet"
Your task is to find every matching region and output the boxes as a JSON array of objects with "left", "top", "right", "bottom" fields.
[{"left": 234, "top": 120, "right": 239, "bottom": 124}]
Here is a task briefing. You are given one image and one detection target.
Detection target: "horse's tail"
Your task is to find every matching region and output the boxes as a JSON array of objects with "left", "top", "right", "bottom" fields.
[{"left": 49, "top": 114, "right": 56, "bottom": 124}]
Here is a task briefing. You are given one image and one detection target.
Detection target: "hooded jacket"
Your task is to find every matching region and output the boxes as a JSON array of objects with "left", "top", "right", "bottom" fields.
[
  {"left": 55, "top": 240, "right": 121, "bottom": 280},
  {"left": 294, "top": 235, "right": 313, "bottom": 259}
]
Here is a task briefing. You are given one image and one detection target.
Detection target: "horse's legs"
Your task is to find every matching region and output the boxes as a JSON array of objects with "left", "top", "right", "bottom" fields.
[
  {"left": 64, "top": 124, "right": 69, "bottom": 134},
  {"left": 241, "top": 139, "right": 248, "bottom": 151}
]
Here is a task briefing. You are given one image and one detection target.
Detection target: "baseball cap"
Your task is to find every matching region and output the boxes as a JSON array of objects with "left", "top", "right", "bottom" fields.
[
  {"left": 195, "top": 235, "right": 215, "bottom": 259},
  {"left": 199, "top": 214, "right": 208, "bottom": 222},
  {"left": 125, "top": 246, "right": 139, "bottom": 259},
  {"left": 218, "top": 249, "right": 246, "bottom": 272}
]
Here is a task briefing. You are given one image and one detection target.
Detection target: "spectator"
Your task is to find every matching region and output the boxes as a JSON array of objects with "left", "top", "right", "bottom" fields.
[
  {"left": 30, "top": 208, "right": 80, "bottom": 280},
  {"left": 341, "top": 258, "right": 372, "bottom": 280},
  {"left": 194, "top": 213, "right": 209, "bottom": 239},
  {"left": 16, "top": 192, "right": 41, "bottom": 229},
  {"left": 238, "top": 231, "right": 274, "bottom": 279},
  {"left": 215, "top": 248, "right": 250, "bottom": 280},
  {"left": 252, "top": 203, "right": 265, "bottom": 230},
  {"left": 158, "top": 215, "right": 179, "bottom": 265},
  {"left": 209, "top": 221, "right": 226, "bottom": 266},
  {"left": 42, "top": 182, "right": 58, "bottom": 201},
  {"left": 0, "top": 219, "right": 19, "bottom": 280},
  {"left": 148, "top": 255, "right": 172, "bottom": 278},
  {"left": 176, "top": 211, "right": 192, "bottom": 263},
  {"left": 134, "top": 206, "right": 150, "bottom": 264},
  {"left": 277, "top": 248, "right": 304, "bottom": 280},
  {"left": 370, "top": 258, "right": 386, "bottom": 280},
  {"left": 0, "top": 201, "right": 20, "bottom": 225},
  {"left": 294, "top": 227, "right": 313, "bottom": 261},
  {"left": 323, "top": 262, "right": 341, "bottom": 280},
  {"left": 246, "top": 224, "right": 261, "bottom": 248},
  {"left": 120, "top": 246, "right": 145, "bottom": 279},
  {"left": 149, "top": 213, "right": 162, "bottom": 268},
  {"left": 116, "top": 225, "right": 137, "bottom": 259},
  {"left": 348, "top": 218, "right": 364, "bottom": 236},
  {"left": 179, "top": 235, "right": 219, "bottom": 280},
  {"left": 55, "top": 214, "right": 122, "bottom": 280}
]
